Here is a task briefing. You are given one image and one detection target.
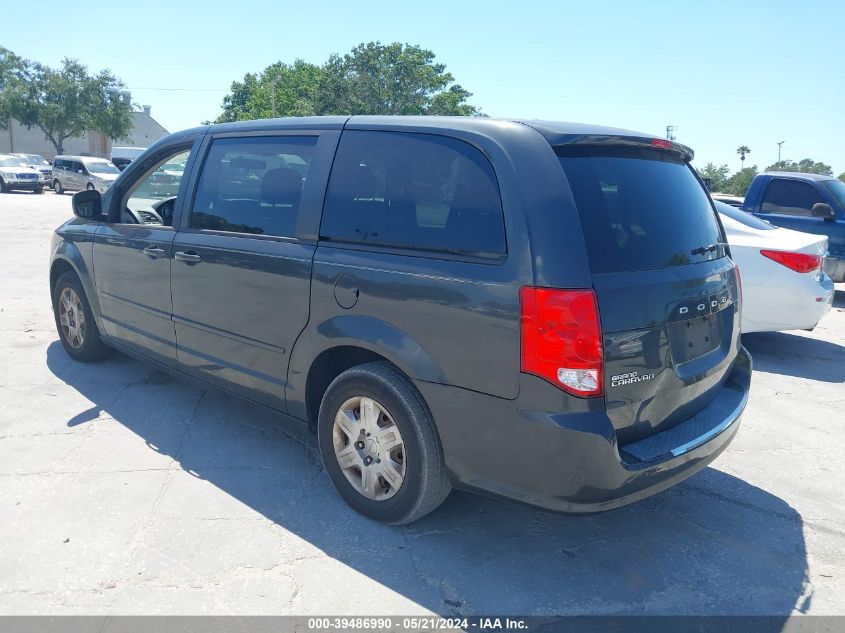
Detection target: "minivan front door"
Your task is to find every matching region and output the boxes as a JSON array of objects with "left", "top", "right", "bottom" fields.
[
  {"left": 170, "top": 131, "right": 337, "bottom": 410},
  {"left": 93, "top": 141, "right": 198, "bottom": 364}
]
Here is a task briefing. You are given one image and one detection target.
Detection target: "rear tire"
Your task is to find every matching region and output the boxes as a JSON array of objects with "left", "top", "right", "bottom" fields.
[
  {"left": 317, "top": 361, "right": 450, "bottom": 525},
  {"left": 52, "top": 271, "right": 109, "bottom": 362},
  {"left": 53, "top": 180, "right": 63, "bottom": 194}
]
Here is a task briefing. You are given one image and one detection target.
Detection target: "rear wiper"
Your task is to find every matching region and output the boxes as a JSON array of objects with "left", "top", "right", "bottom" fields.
[{"left": 690, "top": 243, "right": 727, "bottom": 256}]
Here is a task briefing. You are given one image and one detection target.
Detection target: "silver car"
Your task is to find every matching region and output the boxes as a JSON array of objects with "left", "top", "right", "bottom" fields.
[
  {"left": 12, "top": 153, "right": 52, "bottom": 186},
  {"left": 0, "top": 154, "right": 43, "bottom": 193},
  {"left": 52, "top": 155, "right": 121, "bottom": 194}
]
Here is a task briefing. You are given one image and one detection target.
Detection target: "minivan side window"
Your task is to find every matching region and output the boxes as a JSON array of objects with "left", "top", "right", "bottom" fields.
[
  {"left": 320, "top": 131, "right": 506, "bottom": 256},
  {"left": 189, "top": 136, "right": 316, "bottom": 238},
  {"left": 761, "top": 179, "right": 825, "bottom": 216}
]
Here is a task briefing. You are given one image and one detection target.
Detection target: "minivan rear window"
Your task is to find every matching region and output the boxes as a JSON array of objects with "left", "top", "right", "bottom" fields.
[{"left": 558, "top": 147, "right": 724, "bottom": 274}]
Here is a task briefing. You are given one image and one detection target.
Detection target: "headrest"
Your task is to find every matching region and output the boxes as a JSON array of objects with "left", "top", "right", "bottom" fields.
[{"left": 260, "top": 167, "right": 302, "bottom": 206}]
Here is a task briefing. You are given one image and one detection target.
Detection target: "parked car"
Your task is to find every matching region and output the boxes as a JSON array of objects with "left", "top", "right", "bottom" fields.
[
  {"left": 52, "top": 155, "right": 121, "bottom": 194},
  {"left": 716, "top": 202, "right": 833, "bottom": 333},
  {"left": 12, "top": 153, "right": 52, "bottom": 187},
  {"left": 0, "top": 154, "right": 43, "bottom": 193},
  {"left": 711, "top": 193, "right": 744, "bottom": 208},
  {"left": 743, "top": 172, "right": 845, "bottom": 282},
  {"left": 110, "top": 146, "right": 146, "bottom": 171},
  {"left": 50, "top": 116, "right": 750, "bottom": 524}
]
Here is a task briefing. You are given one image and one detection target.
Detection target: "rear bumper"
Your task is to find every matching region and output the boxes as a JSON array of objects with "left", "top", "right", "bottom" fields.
[
  {"left": 418, "top": 346, "right": 751, "bottom": 514},
  {"left": 742, "top": 272, "right": 835, "bottom": 333}
]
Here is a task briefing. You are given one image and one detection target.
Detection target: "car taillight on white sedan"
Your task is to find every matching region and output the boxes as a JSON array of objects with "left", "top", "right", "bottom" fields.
[
  {"left": 520, "top": 287, "right": 603, "bottom": 397},
  {"left": 759, "top": 249, "right": 823, "bottom": 274}
]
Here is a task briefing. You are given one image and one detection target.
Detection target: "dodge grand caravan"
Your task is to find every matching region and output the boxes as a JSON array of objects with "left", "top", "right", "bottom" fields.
[{"left": 50, "top": 116, "right": 751, "bottom": 524}]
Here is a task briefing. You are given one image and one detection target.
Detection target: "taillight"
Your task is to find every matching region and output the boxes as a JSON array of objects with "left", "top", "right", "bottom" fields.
[
  {"left": 520, "top": 287, "right": 603, "bottom": 397},
  {"left": 760, "top": 249, "right": 822, "bottom": 273},
  {"left": 651, "top": 138, "right": 673, "bottom": 149}
]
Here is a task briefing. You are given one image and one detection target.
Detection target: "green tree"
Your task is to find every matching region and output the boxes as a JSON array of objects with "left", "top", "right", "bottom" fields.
[
  {"left": 723, "top": 166, "right": 758, "bottom": 196},
  {"left": 736, "top": 145, "right": 751, "bottom": 170},
  {"left": 7, "top": 55, "right": 133, "bottom": 155},
  {"left": 838, "top": 172, "right": 845, "bottom": 182},
  {"left": 215, "top": 42, "right": 480, "bottom": 122},
  {"left": 698, "top": 162, "right": 730, "bottom": 192},
  {"left": 0, "top": 47, "right": 25, "bottom": 129},
  {"left": 764, "top": 158, "right": 833, "bottom": 176}
]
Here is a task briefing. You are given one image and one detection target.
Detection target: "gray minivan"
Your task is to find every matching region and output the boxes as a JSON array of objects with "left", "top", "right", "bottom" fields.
[
  {"left": 52, "top": 155, "right": 121, "bottom": 194},
  {"left": 50, "top": 116, "right": 751, "bottom": 524}
]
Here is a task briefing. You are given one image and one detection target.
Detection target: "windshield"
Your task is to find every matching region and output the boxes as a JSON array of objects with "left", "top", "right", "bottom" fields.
[
  {"left": 24, "top": 155, "right": 49, "bottom": 165},
  {"left": 86, "top": 161, "right": 120, "bottom": 175},
  {"left": 0, "top": 157, "right": 28, "bottom": 167},
  {"left": 714, "top": 201, "right": 776, "bottom": 230},
  {"left": 558, "top": 147, "right": 725, "bottom": 274},
  {"left": 823, "top": 180, "right": 845, "bottom": 208}
]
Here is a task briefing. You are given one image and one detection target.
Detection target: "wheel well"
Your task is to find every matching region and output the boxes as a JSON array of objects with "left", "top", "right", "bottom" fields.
[
  {"left": 50, "top": 259, "right": 75, "bottom": 294},
  {"left": 305, "top": 346, "right": 394, "bottom": 425}
]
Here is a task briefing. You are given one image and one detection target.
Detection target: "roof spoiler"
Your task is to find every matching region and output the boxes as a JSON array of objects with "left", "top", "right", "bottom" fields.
[{"left": 553, "top": 134, "right": 694, "bottom": 162}]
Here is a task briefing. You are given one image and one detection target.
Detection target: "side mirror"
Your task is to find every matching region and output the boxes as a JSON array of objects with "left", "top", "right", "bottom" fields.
[
  {"left": 811, "top": 203, "right": 835, "bottom": 221},
  {"left": 71, "top": 189, "right": 102, "bottom": 220}
]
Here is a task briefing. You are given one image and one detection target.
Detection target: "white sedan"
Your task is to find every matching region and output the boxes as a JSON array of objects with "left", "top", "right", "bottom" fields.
[{"left": 715, "top": 201, "right": 835, "bottom": 333}]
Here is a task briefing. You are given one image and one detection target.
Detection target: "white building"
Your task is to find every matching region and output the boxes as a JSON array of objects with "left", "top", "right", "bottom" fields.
[{"left": 0, "top": 108, "right": 168, "bottom": 160}]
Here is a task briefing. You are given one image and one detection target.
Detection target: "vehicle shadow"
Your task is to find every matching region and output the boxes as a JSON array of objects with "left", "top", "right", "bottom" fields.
[
  {"left": 46, "top": 341, "right": 809, "bottom": 616},
  {"left": 742, "top": 330, "right": 845, "bottom": 383}
]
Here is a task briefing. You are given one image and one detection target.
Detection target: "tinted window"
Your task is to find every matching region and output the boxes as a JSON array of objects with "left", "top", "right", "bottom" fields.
[
  {"left": 715, "top": 201, "right": 776, "bottom": 230},
  {"left": 558, "top": 148, "right": 724, "bottom": 274},
  {"left": 321, "top": 131, "right": 506, "bottom": 256},
  {"left": 190, "top": 136, "right": 316, "bottom": 238},
  {"left": 761, "top": 179, "right": 825, "bottom": 216}
]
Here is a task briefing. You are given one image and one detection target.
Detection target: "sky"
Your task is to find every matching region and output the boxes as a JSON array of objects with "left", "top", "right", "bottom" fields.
[{"left": 3, "top": 0, "right": 843, "bottom": 174}]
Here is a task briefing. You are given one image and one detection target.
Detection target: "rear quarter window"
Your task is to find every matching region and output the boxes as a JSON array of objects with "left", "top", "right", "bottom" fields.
[
  {"left": 320, "top": 130, "right": 506, "bottom": 257},
  {"left": 761, "top": 179, "right": 826, "bottom": 216},
  {"left": 558, "top": 147, "right": 724, "bottom": 274}
]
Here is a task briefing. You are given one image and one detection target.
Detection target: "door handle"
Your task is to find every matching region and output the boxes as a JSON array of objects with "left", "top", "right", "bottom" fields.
[
  {"left": 142, "top": 246, "right": 166, "bottom": 258},
  {"left": 174, "top": 251, "right": 202, "bottom": 263}
]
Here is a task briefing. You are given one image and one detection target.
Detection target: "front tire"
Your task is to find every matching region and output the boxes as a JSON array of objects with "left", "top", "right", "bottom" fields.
[
  {"left": 52, "top": 271, "right": 109, "bottom": 362},
  {"left": 317, "top": 361, "right": 450, "bottom": 525},
  {"left": 34, "top": 186, "right": 43, "bottom": 194},
  {"left": 0, "top": 178, "right": 7, "bottom": 193},
  {"left": 53, "top": 180, "right": 64, "bottom": 194}
]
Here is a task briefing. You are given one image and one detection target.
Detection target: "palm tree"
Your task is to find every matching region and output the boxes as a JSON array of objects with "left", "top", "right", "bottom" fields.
[{"left": 737, "top": 145, "right": 751, "bottom": 169}]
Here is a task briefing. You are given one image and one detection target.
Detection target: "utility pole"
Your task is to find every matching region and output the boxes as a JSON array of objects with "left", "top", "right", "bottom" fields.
[
  {"left": 777, "top": 140, "right": 785, "bottom": 167},
  {"left": 666, "top": 125, "right": 677, "bottom": 141},
  {"left": 270, "top": 78, "right": 277, "bottom": 118}
]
